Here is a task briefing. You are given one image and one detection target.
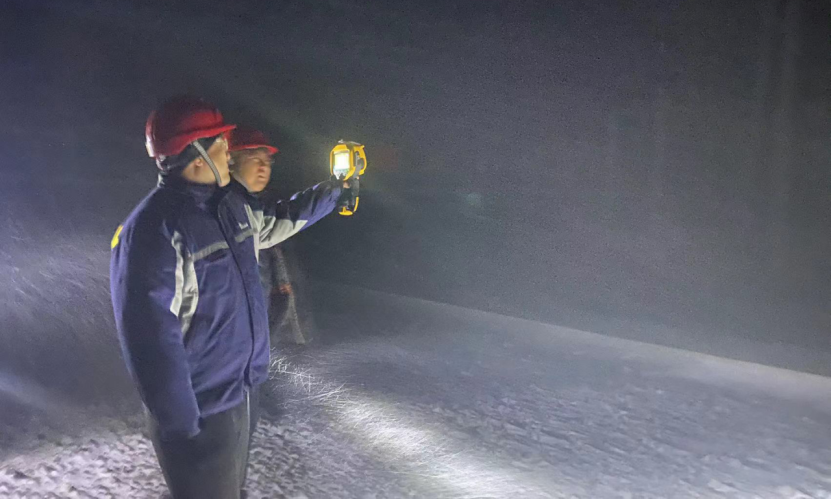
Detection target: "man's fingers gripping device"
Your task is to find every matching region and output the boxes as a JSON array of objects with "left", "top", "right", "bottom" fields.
[{"left": 330, "top": 140, "right": 367, "bottom": 216}]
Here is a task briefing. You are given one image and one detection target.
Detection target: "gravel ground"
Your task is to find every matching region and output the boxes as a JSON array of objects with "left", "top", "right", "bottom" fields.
[{"left": 1, "top": 290, "right": 830, "bottom": 498}]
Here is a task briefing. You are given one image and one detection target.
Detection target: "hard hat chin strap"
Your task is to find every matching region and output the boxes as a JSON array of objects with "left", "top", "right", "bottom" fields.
[{"left": 191, "top": 140, "right": 223, "bottom": 185}]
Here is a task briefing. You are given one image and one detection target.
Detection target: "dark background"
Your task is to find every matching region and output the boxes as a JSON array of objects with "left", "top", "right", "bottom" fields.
[{"left": 0, "top": 0, "right": 829, "bottom": 400}]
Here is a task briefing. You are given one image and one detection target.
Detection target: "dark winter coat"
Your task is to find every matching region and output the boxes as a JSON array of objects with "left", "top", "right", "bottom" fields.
[{"left": 110, "top": 175, "right": 340, "bottom": 439}]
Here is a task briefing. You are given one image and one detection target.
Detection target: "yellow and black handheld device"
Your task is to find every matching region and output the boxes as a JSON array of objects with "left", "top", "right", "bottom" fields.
[{"left": 329, "top": 140, "right": 367, "bottom": 216}]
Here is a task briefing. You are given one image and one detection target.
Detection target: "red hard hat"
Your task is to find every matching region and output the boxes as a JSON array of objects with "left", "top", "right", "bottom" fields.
[
  {"left": 145, "top": 96, "right": 236, "bottom": 158},
  {"left": 228, "top": 126, "right": 278, "bottom": 155}
]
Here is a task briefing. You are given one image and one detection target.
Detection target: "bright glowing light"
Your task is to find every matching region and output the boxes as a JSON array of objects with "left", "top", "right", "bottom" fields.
[{"left": 332, "top": 151, "right": 350, "bottom": 178}]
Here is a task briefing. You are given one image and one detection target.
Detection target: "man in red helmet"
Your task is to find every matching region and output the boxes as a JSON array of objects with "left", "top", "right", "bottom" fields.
[
  {"left": 227, "top": 126, "right": 277, "bottom": 193},
  {"left": 227, "top": 127, "right": 309, "bottom": 346},
  {"left": 110, "top": 97, "right": 349, "bottom": 498}
]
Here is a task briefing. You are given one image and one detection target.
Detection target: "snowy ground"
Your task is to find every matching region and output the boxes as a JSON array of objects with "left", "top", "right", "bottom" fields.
[{"left": 1, "top": 286, "right": 831, "bottom": 498}]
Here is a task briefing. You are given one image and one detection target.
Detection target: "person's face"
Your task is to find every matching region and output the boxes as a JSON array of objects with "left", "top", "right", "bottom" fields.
[
  {"left": 182, "top": 135, "right": 231, "bottom": 185},
  {"left": 234, "top": 149, "right": 273, "bottom": 193},
  {"left": 206, "top": 134, "right": 231, "bottom": 186}
]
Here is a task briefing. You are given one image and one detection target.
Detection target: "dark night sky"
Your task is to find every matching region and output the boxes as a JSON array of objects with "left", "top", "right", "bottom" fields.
[{"left": 1, "top": 0, "right": 830, "bottom": 361}]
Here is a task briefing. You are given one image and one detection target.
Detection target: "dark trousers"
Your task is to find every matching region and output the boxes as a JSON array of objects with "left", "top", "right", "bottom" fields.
[
  {"left": 268, "top": 290, "right": 290, "bottom": 333},
  {"left": 148, "top": 387, "right": 261, "bottom": 499}
]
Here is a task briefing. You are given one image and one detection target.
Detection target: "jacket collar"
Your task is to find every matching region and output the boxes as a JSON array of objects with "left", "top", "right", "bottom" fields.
[
  {"left": 158, "top": 174, "right": 221, "bottom": 204},
  {"left": 230, "top": 173, "right": 254, "bottom": 194},
  {"left": 226, "top": 177, "right": 259, "bottom": 201}
]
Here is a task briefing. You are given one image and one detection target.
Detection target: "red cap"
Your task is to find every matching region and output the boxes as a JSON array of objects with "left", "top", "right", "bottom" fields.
[
  {"left": 227, "top": 126, "right": 278, "bottom": 155},
  {"left": 145, "top": 96, "right": 236, "bottom": 158}
]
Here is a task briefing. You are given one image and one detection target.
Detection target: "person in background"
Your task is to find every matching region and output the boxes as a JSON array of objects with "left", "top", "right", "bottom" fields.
[{"left": 227, "top": 127, "right": 310, "bottom": 345}]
